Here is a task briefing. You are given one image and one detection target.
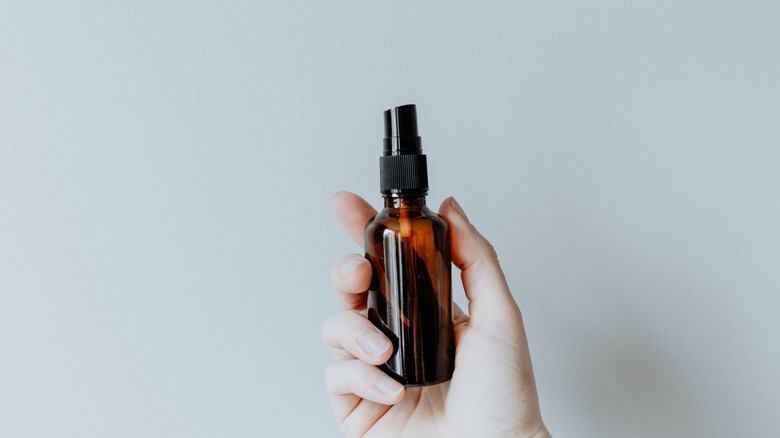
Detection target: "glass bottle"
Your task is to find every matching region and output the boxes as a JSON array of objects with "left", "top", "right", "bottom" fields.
[{"left": 364, "top": 105, "right": 455, "bottom": 386}]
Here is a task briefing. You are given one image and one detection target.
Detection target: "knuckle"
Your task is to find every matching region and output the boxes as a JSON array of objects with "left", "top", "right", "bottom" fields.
[
  {"left": 330, "top": 262, "right": 343, "bottom": 287},
  {"left": 320, "top": 315, "right": 336, "bottom": 343},
  {"left": 324, "top": 360, "right": 350, "bottom": 388},
  {"left": 324, "top": 360, "right": 363, "bottom": 393},
  {"left": 324, "top": 361, "right": 337, "bottom": 382},
  {"left": 482, "top": 239, "right": 499, "bottom": 261},
  {"left": 321, "top": 311, "right": 356, "bottom": 346}
]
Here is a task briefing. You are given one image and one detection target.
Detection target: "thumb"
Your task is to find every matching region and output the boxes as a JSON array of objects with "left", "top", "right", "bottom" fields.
[{"left": 438, "top": 197, "right": 521, "bottom": 328}]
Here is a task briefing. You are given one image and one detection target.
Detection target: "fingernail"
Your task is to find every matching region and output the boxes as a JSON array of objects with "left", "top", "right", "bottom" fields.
[
  {"left": 338, "top": 257, "right": 363, "bottom": 277},
  {"left": 358, "top": 329, "right": 390, "bottom": 358},
  {"left": 450, "top": 197, "right": 469, "bottom": 222},
  {"left": 375, "top": 375, "right": 403, "bottom": 397}
]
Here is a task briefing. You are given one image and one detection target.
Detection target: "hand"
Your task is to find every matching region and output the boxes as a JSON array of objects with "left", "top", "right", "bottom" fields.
[{"left": 322, "top": 192, "right": 551, "bottom": 438}]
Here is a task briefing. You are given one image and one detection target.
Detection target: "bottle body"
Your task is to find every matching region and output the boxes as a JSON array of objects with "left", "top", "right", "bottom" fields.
[{"left": 364, "top": 196, "right": 455, "bottom": 386}]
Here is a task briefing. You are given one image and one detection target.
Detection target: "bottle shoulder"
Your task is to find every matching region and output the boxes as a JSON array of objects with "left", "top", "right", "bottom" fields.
[{"left": 365, "top": 206, "right": 449, "bottom": 234}]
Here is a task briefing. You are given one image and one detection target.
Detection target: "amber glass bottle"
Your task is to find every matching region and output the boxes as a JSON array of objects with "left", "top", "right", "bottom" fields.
[{"left": 364, "top": 105, "right": 455, "bottom": 386}]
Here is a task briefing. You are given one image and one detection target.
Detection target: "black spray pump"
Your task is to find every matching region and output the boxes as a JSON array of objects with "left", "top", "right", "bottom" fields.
[
  {"left": 365, "top": 104, "right": 455, "bottom": 386},
  {"left": 380, "top": 104, "right": 429, "bottom": 196}
]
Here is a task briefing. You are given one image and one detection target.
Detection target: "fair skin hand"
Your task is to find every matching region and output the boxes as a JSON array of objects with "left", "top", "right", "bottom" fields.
[{"left": 323, "top": 191, "right": 551, "bottom": 438}]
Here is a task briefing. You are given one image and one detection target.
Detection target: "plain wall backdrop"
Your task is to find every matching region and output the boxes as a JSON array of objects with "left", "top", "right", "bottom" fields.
[{"left": 1, "top": 1, "right": 779, "bottom": 437}]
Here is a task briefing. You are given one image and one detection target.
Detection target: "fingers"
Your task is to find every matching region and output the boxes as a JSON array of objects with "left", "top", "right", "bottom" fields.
[
  {"left": 338, "top": 399, "right": 392, "bottom": 438},
  {"left": 325, "top": 360, "right": 405, "bottom": 406},
  {"left": 321, "top": 310, "right": 393, "bottom": 364},
  {"left": 324, "top": 250, "right": 400, "bottom": 430},
  {"left": 332, "top": 191, "right": 378, "bottom": 247},
  {"left": 330, "top": 254, "right": 373, "bottom": 311},
  {"left": 438, "top": 197, "right": 521, "bottom": 327},
  {"left": 325, "top": 360, "right": 404, "bottom": 436}
]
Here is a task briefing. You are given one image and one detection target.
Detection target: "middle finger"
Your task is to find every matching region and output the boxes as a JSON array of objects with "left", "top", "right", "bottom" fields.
[{"left": 321, "top": 310, "right": 393, "bottom": 364}]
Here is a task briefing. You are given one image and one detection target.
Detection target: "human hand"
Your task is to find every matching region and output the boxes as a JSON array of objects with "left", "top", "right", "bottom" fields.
[{"left": 322, "top": 192, "right": 551, "bottom": 438}]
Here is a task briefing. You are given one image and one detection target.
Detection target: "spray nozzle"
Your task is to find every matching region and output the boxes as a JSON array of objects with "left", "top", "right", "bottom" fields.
[
  {"left": 383, "top": 104, "right": 422, "bottom": 155},
  {"left": 379, "top": 104, "right": 428, "bottom": 195}
]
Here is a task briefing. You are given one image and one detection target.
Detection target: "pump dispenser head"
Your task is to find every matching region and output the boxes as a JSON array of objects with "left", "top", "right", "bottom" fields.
[
  {"left": 384, "top": 105, "right": 422, "bottom": 155},
  {"left": 380, "top": 104, "right": 429, "bottom": 196}
]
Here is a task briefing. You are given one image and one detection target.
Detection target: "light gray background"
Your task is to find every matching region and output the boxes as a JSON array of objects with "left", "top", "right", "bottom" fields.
[{"left": 1, "top": 1, "right": 778, "bottom": 437}]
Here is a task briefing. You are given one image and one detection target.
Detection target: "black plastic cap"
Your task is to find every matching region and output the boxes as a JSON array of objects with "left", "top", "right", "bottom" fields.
[{"left": 380, "top": 104, "right": 428, "bottom": 196}]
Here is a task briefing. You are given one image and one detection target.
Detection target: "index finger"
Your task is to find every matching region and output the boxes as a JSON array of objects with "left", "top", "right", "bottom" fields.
[{"left": 332, "top": 191, "right": 378, "bottom": 246}]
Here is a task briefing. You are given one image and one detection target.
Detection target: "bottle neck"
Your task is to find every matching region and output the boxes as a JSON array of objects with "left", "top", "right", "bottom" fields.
[{"left": 383, "top": 195, "right": 427, "bottom": 209}]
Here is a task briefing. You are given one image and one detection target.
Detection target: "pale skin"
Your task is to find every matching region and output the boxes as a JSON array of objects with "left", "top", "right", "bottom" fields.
[{"left": 323, "top": 191, "right": 552, "bottom": 438}]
